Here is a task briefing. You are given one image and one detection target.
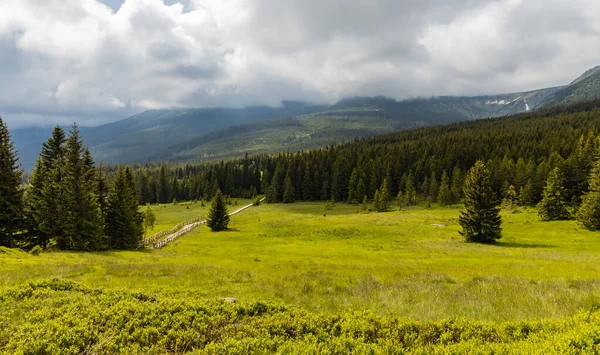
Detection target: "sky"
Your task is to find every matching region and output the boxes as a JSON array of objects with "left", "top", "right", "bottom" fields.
[{"left": 1, "top": 0, "right": 600, "bottom": 129}]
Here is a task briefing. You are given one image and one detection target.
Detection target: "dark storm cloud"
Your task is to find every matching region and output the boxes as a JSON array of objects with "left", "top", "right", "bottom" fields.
[{"left": 0, "top": 0, "right": 599, "bottom": 128}]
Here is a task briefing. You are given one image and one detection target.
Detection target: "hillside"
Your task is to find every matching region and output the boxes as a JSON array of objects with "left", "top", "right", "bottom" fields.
[
  {"left": 151, "top": 89, "right": 562, "bottom": 163},
  {"left": 540, "top": 66, "right": 600, "bottom": 107},
  {"left": 12, "top": 66, "right": 600, "bottom": 169}
]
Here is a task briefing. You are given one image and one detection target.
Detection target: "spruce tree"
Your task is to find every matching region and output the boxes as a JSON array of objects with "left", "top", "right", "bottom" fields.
[
  {"left": 59, "top": 124, "right": 107, "bottom": 250},
  {"left": 361, "top": 195, "right": 369, "bottom": 211},
  {"left": 459, "top": 161, "right": 502, "bottom": 243},
  {"left": 106, "top": 167, "right": 144, "bottom": 249},
  {"left": 438, "top": 171, "right": 452, "bottom": 206},
  {"left": 401, "top": 172, "right": 417, "bottom": 207},
  {"left": 282, "top": 174, "right": 295, "bottom": 203},
  {"left": 428, "top": 172, "right": 438, "bottom": 203},
  {"left": 0, "top": 118, "right": 23, "bottom": 247},
  {"left": 301, "top": 165, "right": 314, "bottom": 201},
  {"left": 139, "top": 173, "right": 152, "bottom": 204},
  {"left": 347, "top": 168, "right": 359, "bottom": 204},
  {"left": 207, "top": 189, "right": 230, "bottom": 231},
  {"left": 538, "top": 167, "right": 570, "bottom": 221},
  {"left": 518, "top": 179, "right": 535, "bottom": 206},
  {"left": 157, "top": 166, "right": 169, "bottom": 204},
  {"left": 577, "top": 157, "right": 600, "bottom": 230},
  {"left": 374, "top": 178, "right": 391, "bottom": 212},
  {"left": 25, "top": 127, "right": 66, "bottom": 248},
  {"left": 450, "top": 166, "right": 463, "bottom": 204}
]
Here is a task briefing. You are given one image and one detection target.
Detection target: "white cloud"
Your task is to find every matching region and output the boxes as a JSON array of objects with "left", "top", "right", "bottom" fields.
[{"left": 0, "top": 0, "right": 599, "bottom": 128}]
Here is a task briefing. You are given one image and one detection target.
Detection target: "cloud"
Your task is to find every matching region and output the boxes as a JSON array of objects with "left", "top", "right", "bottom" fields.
[{"left": 0, "top": 0, "right": 599, "bottom": 129}]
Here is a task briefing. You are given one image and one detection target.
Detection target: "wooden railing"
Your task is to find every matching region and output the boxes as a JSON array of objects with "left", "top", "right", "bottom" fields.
[{"left": 148, "top": 197, "right": 265, "bottom": 249}]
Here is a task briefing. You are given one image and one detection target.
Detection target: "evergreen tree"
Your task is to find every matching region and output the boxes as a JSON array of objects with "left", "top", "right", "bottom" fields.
[
  {"left": 428, "top": 172, "right": 438, "bottom": 203},
  {"left": 139, "top": 172, "right": 152, "bottom": 204},
  {"left": 361, "top": 195, "right": 369, "bottom": 211},
  {"left": 0, "top": 118, "right": 23, "bottom": 247},
  {"left": 106, "top": 167, "right": 143, "bottom": 249},
  {"left": 421, "top": 176, "right": 429, "bottom": 196},
  {"left": 207, "top": 189, "right": 230, "bottom": 231},
  {"left": 518, "top": 179, "right": 536, "bottom": 206},
  {"left": 577, "top": 157, "right": 600, "bottom": 230},
  {"left": 459, "top": 161, "right": 502, "bottom": 243},
  {"left": 96, "top": 164, "right": 109, "bottom": 218},
  {"left": 450, "top": 166, "right": 464, "bottom": 204},
  {"left": 25, "top": 127, "right": 66, "bottom": 248},
  {"left": 356, "top": 178, "right": 366, "bottom": 204},
  {"left": 438, "top": 171, "right": 452, "bottom": 206},
  {"left": 538, "top": 167, "right": 570, "bottom": 221},
  {"left": 400, "top": 171, "right": 417, "bottom": 207},
  {"left": 157, "top": 166, "right": 169, "bottom": 204},
  {"left": 374, "top": 178, "right": 391, "bottom": 212},
  {"left": 301, "top": 165, "right": 314, "bottom": 201},
  {"left": 59, "top": 124, "right": 107, "bottom": 250},
  {"left": 282, "top": 174, "right": 295, "bottom": 203},
  {"left": 347, "top": 168, "right": 360, "bottom": 204}
]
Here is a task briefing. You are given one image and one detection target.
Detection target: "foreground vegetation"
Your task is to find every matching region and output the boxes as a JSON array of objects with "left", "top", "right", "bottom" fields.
[
  {"left": 2, "top": 202, "right": 600, "bottom": 320},
  {"left": 2, "top": 278, "right": 600, "bottom": 354},
  {"left": 2, "top": 202, "right": 600, "bottom": 352}
]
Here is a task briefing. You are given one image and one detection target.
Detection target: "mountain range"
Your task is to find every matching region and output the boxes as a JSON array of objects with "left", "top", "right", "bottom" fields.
[{"left": 10, "top": 65, "right": 600, "bottom": 170}]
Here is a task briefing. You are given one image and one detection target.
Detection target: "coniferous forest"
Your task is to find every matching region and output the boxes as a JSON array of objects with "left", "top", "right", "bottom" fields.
[
  {"left": 131, "top": 100, "right": 600, "bottom": 216},
  {"left": 3, "top": 100, "right": 600, "bottom": 250}
]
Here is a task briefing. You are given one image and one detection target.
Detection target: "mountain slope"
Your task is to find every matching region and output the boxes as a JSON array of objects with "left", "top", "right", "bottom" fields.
[
  {"left": 540, "top": 66, "right": 600, "bottom": 108},
  {"left": 150, "top": 88, "right": 561, "bottom": 163},
  {"left": 11, "top": 66, "right": 600, "bottom": 169}
]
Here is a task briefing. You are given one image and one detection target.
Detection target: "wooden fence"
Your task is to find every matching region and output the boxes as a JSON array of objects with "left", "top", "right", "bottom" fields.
[{"left": 148, "top": 197, "right": 265, "bottom": 249}]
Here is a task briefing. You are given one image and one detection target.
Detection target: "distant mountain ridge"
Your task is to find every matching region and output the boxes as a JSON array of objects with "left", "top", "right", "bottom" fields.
[{"left": 9, "top": 66, "right": 600, "bottom": 169}]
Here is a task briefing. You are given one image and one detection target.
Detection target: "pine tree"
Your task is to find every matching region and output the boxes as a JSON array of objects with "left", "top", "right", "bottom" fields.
[
  {"left": 421, "top": 176, "right": 429, "bottom": 197},
  {"left": 538, "top": 167, "right": 570, "bottom": 221},
  {"left": 157, "top": 166, "right": 169, "bottom": 204},
  {"left": 59, "top": 124, "right": 107, "bottom": 251},
  {"left": 428, "top": 172, "right": 438, "bottom": 203},
  {"left": 106, "top": 167, "right": 143, "bottom": 249},
  {"left": 207, "top": 189, "right": 230, "bottom": 231},
  {"left": 0, "top": 118, "right": 23, "bottom": 247},
  {"left": 459, "top": 161, "right": 502, "bottom": 243},
  {"left": 374, "top": 178, "right": 391, "bottom": 212},
  {"left": 361, "top": 195, "right": 369, "bottom": 211},
  {"left": 347, "top": 168, "right": 360, "bottom": 204},
  {"left": 518, "top": 179, "right": 535, "bottom": 206},
  {"left": 96, "top": 164, "right": 109, "bottom": 218},
  {"left": 438, "top": 171, "right": 452, "bottom": 206},
  {"left": 356, "top": 179, "right": 366, "bottom": 204},
  {"left": 25, "top": 127, "right": 66, "bottom": 248},
  {"left": 282, "top": 174, "right": 295, "bottom": 203},
  {"left": 577, "top": 157, "right": 600, "bottom": 230},
  {"left": 301, "top": 165, "right": 314, "bottom": 201},
  {"left": 401, "top": 171, "right": 417, "bottom": 207},
  {"left": 450, "top": 166, "right": 463, "bottom": 204},
  {"left": 139, "top": 172, "right": 152, "bottom": 204}
]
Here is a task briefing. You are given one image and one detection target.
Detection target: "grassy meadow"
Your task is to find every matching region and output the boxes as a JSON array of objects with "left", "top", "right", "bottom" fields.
[{"left": 2, "top": 200, "right": 600, "bottom": 323}]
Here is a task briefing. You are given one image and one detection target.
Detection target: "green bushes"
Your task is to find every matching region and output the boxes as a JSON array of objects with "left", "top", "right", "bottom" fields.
[{"left": 2, "top": 279, "right": 600, "bottom": 354}]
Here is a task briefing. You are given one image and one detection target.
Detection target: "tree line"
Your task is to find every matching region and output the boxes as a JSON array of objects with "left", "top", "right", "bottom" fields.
[
  {"left": 130, "top": 100, "right": 600, "bottom": 211},
  {"left": 4, "top": 100, "right": 600, "bottom": 249},
  {"left": 0, "top": 119, "right": 143, "bottom": 250}
]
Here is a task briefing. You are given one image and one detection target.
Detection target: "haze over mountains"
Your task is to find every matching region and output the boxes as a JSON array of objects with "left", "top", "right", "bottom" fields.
[{"left": 10, "top": 65, "right": 600, "bottom": 170}]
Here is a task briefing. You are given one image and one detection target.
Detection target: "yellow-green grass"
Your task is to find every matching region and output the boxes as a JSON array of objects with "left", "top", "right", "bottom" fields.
[{"left": 1, "top": 201, "right": 600, "bottom": 322}]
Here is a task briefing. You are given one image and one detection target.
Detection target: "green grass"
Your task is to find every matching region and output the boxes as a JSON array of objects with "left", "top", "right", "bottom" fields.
[{"left": 2, "top": 202, "right": 600, "bottom": 323}]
